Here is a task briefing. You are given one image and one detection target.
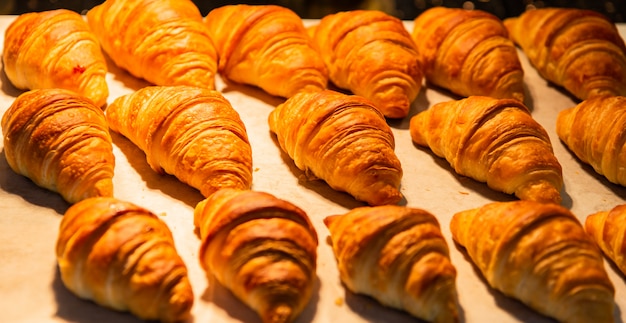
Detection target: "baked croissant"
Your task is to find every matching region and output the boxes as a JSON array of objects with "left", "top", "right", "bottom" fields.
[
  {"left": 2, "top": 9, "right": 109, "bottom": 107},
  {"left": 324, "top": 205, "right": 459, "bottom": 323},
  {"left": 585, "top": 204, "right": 626, "bottom": 276},
  {"left": 56, "top": 197, "right": 194, "bottom": 322},
  {"left": 410, "top": 96, "right": 563, "bottom": 204},
  {"left": 1, "top": 88, "right": 115, "bottom": 204},
  {"left": 308, "top": 10, "right": 423, "bottom": 118},
  {"left": 411, "top": 7, "right": 525, "bottom": 102},
  {"left": 105, "top": 85, "right": 253, "bottom": 198},
  {"left": 451, "top": 200, "right": 615, "bottom": 323},
  {"left": 268, "top": 89, "right": 403, "bottom": 206},
  {"left": 204, "top": 4, "right": 327, "bottom": 98},
  {"left": 504, "top": 8, "right": 626, "bottom": 100},
  {"left": 86, "top": 0, "right": 218, "bottom": 89},
  {"left": 556, "top": 95, "right": 626, "bottom": 186},
  {"left": 194, "top": 188, "right": 318, "bottom": 323}
]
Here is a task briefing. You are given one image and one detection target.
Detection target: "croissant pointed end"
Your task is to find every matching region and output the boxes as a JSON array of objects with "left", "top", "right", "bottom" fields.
[
  {"left": 262, "top": 304, "right": 294, "bottom": 323},
  {"left": 516, "top": 181, "right": 562, "bottom": 205},
  {"left": 323, "top": 214, "right": 340, "bottom": 229}
]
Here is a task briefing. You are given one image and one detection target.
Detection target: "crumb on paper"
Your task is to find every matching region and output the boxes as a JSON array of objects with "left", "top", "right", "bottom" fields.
[
  {"left": 335, "top": 297, "right": 344, "bottom": 306},
  {"left": 158, "top": 212, "right": 167, "bottom": 217},
  {"left": 459, "top": 191, "right": 469, "bottom": 195},
  {"left": 254, "top": 167, "right": 260, "bottom": 172}
]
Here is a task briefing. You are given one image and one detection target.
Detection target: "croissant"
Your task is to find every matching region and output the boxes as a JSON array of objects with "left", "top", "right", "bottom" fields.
[
  {"left": 56, "top": 197, "right": 194, "bottom": 322},
  {"left": 308, "top": 10, "right": 423, "bottom": 118},
  {"left": 2, "top": 9, "right": 109, "bottom": 107},
  {"left": 410, "top": 96, "right": 562, "bottom": 204},
  {"left": 1, "top": 88, "right": 115, "bottom": 204},
  {"left": 268, "top": 89, "right": 403, "bottom": 206},
  {"left": 324, "top": 205, "right": 458, "bottom": 323},
  {"left": 86, "top": 0, "right": 218, "bottom": 89},
  {"left": 585, "top": 204, "right": 626, "bottom": 276},
  {"left": 194, "top": 188, "right": 318, "bottom": 323},
  {"left": 451, "top": 200, "right": 615, "bottom": 323},
  {"left": 556, "top": 95, "right": 626, "bottom": 186},
  {"left": 411, "top": 7, "right": 525, "bottom": 102},
  {"left": 105, "top": 85, "right": 253, "bottom": 198},
  {"left": 504, "top": 8, "right": 626, "bottom": 100},
  {"left": 204, "top": 4, "right": 327, "bottom": 98}
]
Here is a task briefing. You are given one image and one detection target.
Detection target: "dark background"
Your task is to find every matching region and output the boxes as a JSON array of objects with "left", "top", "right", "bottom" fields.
[{"left": 2, "top": 0, "right": 625, "bottom": 22}]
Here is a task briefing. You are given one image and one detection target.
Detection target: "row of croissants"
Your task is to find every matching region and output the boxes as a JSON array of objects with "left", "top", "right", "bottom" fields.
[{"left": 2, "top": 0, "right": 626, "bottom": 322}]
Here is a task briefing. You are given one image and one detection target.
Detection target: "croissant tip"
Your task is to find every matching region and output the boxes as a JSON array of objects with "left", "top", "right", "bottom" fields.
[{"left": 263, "top": 304, "right": 294, "bottom": 323}]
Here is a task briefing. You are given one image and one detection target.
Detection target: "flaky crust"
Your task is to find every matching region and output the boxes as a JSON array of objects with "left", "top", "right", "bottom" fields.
[
  {"left": 556, "top": 96, "right": 626, "bottom": 186},
  {"left": 2, "top": 9, "right": 108, "bottom": 107},
  {"left": 324, "top": 205, "right": 458, "bottom": 323},
  {"left": 411, "top": 7, "right": 524, "bottom": 102},
  {"left": 309, "top": 10, "right": 423, "bottom": 118},
  {"left": 1, "top": 88, "right": 114, "bottom": 204},
  {"left": 56, "top": 197, "right": 194, "bottom": 322},
  {"left": 268, "top": 90, "right": 403, "bottom": 206},
  {"left": 451, "top": 200, "right": 615, "bottom": 323},
  {"left": 86, "top": 0, "right": 218, "bottom": 89},
  {"left": 204, "top": 4, "right": 328, "bottom": 98},
  {"left": 504, "top": 8, "right": 626, "bottom": 100},
  {"left": 585, "top": 204, "right": 626, "bottom": 276},
  {"left": 105, "top": 85, "right": 253, "bottom": 197},
  {"left": 194, "top": 188, "right": 318, "bottom": 323},
  {"left": 410, "top": 96, "right": 563, "bottom": 204}
]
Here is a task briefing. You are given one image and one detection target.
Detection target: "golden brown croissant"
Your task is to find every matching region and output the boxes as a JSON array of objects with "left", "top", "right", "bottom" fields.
[
  {"left": 1, "top": 88, "right": 115, "bottom": 204},
  {"left": 585, "top": 204, "right": 626, "bottom": 276},
  {"left": 308, "top": 10, "right": 423, "bottom": 118},
  {"left": 556, "top": 95, "right": 626, "bottom": 186},
  {"left": 194, "top": 188, "right": 318, "bottom": 323},
  {"left": 204, "top": 4, "right": 328, "bottom": 98},
  {"left": 410, "top": 96, "right": 562, "bottom": 204},
  {"left": 451, "top": 200, "right": 615, "bottom": 323},
  {"left": 324, "top": 205, "right": 458, "bottom": 323},
  {"left": 105, "top": 85, "right": 253, "bottom": 198},
  {"left": 2, "top": 9, "right": 109, "bottom": 107},
  {"left": 504, "top": 8, "right": 626, "bottom": 100},
  {"left": 268, "top": 89, "right": 403, "bottom": 206},
  {"left": 411, "top": 7, "right": 525, "bottom": 102},
  {"left": 56, "top": 197, "right": 194, "bottom": 322},
  {"left": 86, "top": 0, "right": 218, "bottom": 89}
]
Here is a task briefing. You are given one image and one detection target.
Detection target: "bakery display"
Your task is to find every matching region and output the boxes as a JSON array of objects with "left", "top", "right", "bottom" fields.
[
  {"left": 308, "top": 9, "right": 422, "bottom": 118},
  {"left": 2, "top": 9, "right": 109, "bottom": 107},
  {"left": 411, "top": 7, "right": 525, "bottom": 102},
  {"left": 195, "top": 188, "right": 318, "bottom": 323},
  {"left": 556, "top": 95, "right": 626, "bottom": 186},
  {"left": 324, "top": 205, "right": 459, "bottom": 323},
  {"left": 268, "top": 89, "right": 403, "bottom": 206},
  {"left": 504, "top": 7, "right": 626, "bottom": 100},
  {"left": 204, "top": 4, "right": 328, "bottom": 98},
  {"left": 0, "top": 7, "right": 625, "bottom": 323},
  {"left": 56, "top": 197, "right": 194, "bottom": 322},
  {"left": 451, "top": 200, "right": 615, "bottom": 323},
  {"left": 1, "top": 88, "right": 115, "bottom": 204},
  {"left": 86, "top": 0, "right": 218, "bottom": 90},
  {"left": 585, "top": 204, "right": 626, "bottom": 276},
  {"left": 409, "top": 96, "right": 563, "bottom": 204},
  {"left": 105, "top": 85, "right": 253, "bottom": 198}
]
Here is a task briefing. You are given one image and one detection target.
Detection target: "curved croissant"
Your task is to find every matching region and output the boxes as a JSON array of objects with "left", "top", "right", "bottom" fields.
[
  {"left": 1, "top": 88, "right": 115, "bottom": 204},
  {"left": 308, "top": 10, "right": 423, "bottom": 118},
  {"left": 56, "top": 197, "right": 194, "bottom": 322},
  {"left": 324, "top": 205, "right": 458, "bottom": 323},
  {"left": 204, "top": 4, "right": 328, "bottom": 98},
  {"left": 2, "top": 9, "right": 109, "bottom": 107},
  {"left": 504, "top": 8, "right": 626, "bottom": 100},
  {"left": 556, "top": 95, "right": 626, "bottom": 186},
  {"left": 410, "top": 96, "right": 562, "bottom": 204},
  {"left": 194, "top": 188, "right": 318, "bottom": 323},
  {"left": 585, "top": 204, "right": 626, "bottom": 276},
  {"left": 268, "top": 90, "right": 403, "bottom": 206},
  {"left": 86, "top": 0, "right": 218, "bottom": 89},
  {"left": 451, "top": 200, "right": 615, "bottom": 323},
  {"left": 105, "top": 85, "right": 253, "bottom": 198},
  {"left": 411, "top": 7, "right": 524, "bottom": 102}
]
